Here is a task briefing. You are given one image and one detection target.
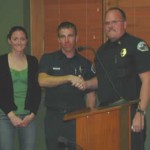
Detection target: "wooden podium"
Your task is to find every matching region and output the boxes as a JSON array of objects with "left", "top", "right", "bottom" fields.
[{"left": 64, "top": 99, "right": 139, "bottom": 150}]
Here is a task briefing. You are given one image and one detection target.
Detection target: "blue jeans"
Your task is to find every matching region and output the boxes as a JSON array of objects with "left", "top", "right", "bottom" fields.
[{"left": 0, "top": 112, "right": 36, "bottom": 150}]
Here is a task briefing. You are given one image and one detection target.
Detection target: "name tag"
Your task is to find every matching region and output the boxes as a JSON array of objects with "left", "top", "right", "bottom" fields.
[{"left": 52, "top": 67, "right": 61, "bottom": 70}]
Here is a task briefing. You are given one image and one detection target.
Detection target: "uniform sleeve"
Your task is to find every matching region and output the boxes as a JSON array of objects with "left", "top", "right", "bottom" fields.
[
  {"left": 87, "top": 62, "right": 96, "bottom": 93},
  {"left": 135, "top": 41, "right": 150, "bottom": 73},
  {"left": 82, "top": 60, "right": 96, "bottom": 81},
  {"left": 87, "top": 63, "right": 96, "bottom": 79},
  {"left": 39, "top": 54, "right": 52, "bottom": 73}
]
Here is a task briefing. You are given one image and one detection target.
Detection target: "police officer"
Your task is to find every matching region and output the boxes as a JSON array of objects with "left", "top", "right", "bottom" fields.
[
  {"left": 38, "top": 21, "right": 96, "bottom": 150},
  {"left": 78, "top": 7, "right": 150, "bottom": 150}
]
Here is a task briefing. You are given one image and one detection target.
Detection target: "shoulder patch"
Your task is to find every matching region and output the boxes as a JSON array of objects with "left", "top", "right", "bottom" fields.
[{"left": 137, "top": 41, "right": 149, "bottom": 52}]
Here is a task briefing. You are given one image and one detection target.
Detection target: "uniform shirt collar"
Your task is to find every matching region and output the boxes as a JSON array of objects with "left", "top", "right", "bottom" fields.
[
  {"left": 58, "top": 49, "right": 79, "bottom": 60},
  {"left": 108, "top": 32, "right": 128, "bottom": 46}
]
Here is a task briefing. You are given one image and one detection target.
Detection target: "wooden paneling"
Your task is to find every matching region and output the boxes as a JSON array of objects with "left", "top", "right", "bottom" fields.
[
  {"left": 30, "top": 0, "right": 150, "bottom": 59},
  {"left": 128, "top": 7, "right": 150, "bottom": 44},
  {"left": 64, "top": 102, "right": 136, "bottom": 150},
  {"left": 44, "top": 0, "right": 103, "bottom": 62},
  {"left": 76, "top": 110, "right": 120, "bottom": 150},
  {"left": 106, "top": 0, "right": 150, "bottom": 45},
  {"left": 30, "top": 0, "right": 44, "bottom": 60}
]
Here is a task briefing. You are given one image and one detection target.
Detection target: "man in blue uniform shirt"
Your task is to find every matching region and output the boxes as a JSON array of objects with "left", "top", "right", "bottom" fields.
[
  {"left": 78, "top": 7, "right": 150, "bottom": 150},
  {"left": 38, "top": 21, "right": 96, "bottom": 150}
]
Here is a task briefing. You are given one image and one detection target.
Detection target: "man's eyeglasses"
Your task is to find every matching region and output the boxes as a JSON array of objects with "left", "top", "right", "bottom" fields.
[{"left": 105, "top": 20, "right": 124, "bottom": 26}]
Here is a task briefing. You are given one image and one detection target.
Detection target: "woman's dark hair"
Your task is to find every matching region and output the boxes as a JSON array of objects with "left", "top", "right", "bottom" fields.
[{"left": 7, "top": 26, "right": 28, "bottom": 39}]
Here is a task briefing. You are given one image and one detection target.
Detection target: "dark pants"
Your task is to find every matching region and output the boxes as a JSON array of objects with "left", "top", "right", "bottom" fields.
[
  {"left": 131, "top": 104, "right": 146, "bottom": 150},
  {"left": 44, "top": 109, "right": 76, "bottom": 150}
]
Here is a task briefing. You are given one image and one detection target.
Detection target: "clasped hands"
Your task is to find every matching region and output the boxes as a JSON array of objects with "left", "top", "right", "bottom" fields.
[
  {"left": 69, "top": 75, "right": 87, "bottom": 90},
  {"left": 8, "top": 111, "right": 35, "bottom": 127}
]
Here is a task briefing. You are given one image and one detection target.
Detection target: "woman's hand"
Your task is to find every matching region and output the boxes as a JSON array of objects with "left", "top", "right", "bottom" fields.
[
  {"left": 21, "top": 113, "right": 35, "bottom": 127},
  {"left": 8, "top": 111, "right": 23, "bottom": 127}
]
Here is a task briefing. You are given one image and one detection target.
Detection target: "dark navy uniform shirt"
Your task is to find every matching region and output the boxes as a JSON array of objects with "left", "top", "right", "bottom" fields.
[
  {"left": 95, "top": 32, "right": 150, "bottom": 105},
  {"left": 39, "top": 50, "right": 95, "bottom": 111}
]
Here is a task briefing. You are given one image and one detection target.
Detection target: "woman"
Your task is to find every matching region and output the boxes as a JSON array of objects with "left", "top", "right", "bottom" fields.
[{"left": 0, "top": 26, "right": 41, "bottom": 150}]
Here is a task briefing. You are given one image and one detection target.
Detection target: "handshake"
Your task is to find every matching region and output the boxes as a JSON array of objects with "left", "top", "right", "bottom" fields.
[{"left": 69, "top": 74, "right": 87, "bottom": 90}]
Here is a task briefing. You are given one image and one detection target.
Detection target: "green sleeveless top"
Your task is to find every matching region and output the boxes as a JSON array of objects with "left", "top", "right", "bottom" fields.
[{"left": 10, "top": 68, "right": 30, "bottom": 115}]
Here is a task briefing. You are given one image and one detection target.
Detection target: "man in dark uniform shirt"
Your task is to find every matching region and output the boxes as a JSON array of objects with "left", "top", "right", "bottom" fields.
[
  {"left": 38, "top": 21, "right": 96, "bottom": 150},
  {"left": 78, "top": 7, "right": 150, "bottom": 150}
]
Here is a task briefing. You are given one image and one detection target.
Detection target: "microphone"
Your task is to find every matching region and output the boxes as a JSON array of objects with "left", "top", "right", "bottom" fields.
[
  {"left": 58, "top": 136, "right": 83, "bottom": 150},
  {"left": 77, "top": 46, "right": 128, "bottom": 107}
]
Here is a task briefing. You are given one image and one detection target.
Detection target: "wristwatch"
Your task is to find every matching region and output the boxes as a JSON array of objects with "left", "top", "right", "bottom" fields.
[{"left": 136, "top": 108, "right": 146, "bottom": 116}]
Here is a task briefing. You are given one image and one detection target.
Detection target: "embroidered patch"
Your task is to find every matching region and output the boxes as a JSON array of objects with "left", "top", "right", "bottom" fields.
[
  {"left": 120, "top": 48, "right": 127, "bottom": 57},
  {"left": 137, "top": 41, "right": 149, "bottom": 52}
]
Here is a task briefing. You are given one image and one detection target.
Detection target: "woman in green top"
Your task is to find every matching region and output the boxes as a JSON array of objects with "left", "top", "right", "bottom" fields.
[{"left": 0, "top": 26, "right": 41, "bottom": 150}]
